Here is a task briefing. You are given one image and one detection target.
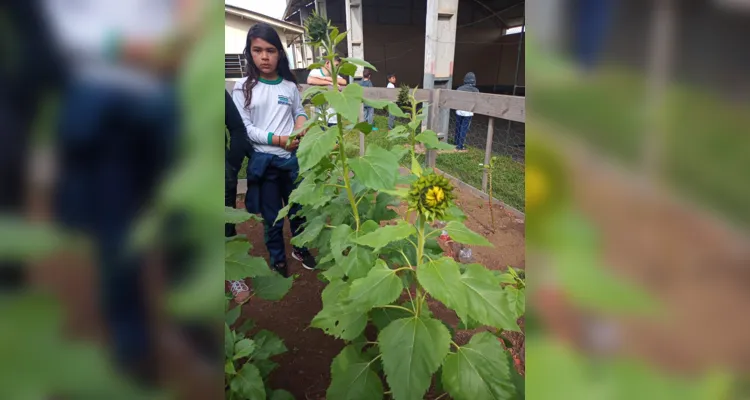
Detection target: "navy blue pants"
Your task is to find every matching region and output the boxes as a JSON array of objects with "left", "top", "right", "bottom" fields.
[
  {"left": 575, "top": 0, "right": 616, "bottom": 71},
  {"left": 245, "top": 153, "right": 307, "bottom": 265},
  {"left": 455, "top": 115, "right": 472, "bottom": 150},
  {"left": 55, "top": 81, "right": 177, "bottom": 371}
]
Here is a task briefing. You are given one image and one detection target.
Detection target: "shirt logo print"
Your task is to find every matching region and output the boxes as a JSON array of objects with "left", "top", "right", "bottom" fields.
[{"left": 277, "top": 95, "right": 291, "bottom": 106}]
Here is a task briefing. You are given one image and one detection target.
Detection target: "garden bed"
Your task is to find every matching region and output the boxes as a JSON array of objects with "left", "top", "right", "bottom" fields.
[{"left": 234, "top": 181, "right": 526, "bottom": 399}]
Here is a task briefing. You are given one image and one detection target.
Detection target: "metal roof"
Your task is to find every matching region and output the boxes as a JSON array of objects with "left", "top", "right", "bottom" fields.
[{"left": 226, "top": 4, "right": 305, "bottom": 34}]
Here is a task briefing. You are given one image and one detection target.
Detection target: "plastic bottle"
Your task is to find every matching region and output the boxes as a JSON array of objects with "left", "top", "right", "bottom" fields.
[{"left": 458, "top": 247, "right": 474, "bottom": 263}]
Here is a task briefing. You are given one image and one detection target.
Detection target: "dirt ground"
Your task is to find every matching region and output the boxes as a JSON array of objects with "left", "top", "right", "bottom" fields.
[{"left": 235, "top": 182, "right": 526, "bottom": 399}]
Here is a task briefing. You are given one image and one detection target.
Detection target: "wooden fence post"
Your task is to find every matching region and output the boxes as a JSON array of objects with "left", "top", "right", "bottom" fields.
[
  {"left": 359, "top": 104, "right": 365, "bottom": 156},
  {"left": 482, "top": 117, "right": 495, "bottom": 192},
  {"left": 426, "top": 89, "right": 442, "bottom": 168}
]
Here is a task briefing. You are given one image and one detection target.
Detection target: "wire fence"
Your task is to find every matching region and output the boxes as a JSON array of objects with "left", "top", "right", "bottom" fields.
[{"left": 435, "top": 110, "right": 525, "bottom": 213}]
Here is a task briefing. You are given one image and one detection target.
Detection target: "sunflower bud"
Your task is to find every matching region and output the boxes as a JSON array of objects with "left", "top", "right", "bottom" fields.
[
  {"left": 408, "top": 173, "right": 455, "bottom": 221},
  {"left": 304, "top": 11, "right": 330, "bottom": 45}
]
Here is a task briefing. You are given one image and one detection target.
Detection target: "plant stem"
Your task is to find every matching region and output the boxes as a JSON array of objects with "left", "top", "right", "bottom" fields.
[
  {"left": 376, "top": 304, "right": 415, "bottom": 314},
  {"left": 393, "top": 266, "right": 412, "bottom": 273},
  {"left": 414, "top": 214, "right": 428, "bottom": 317},
  {"left": 327, "top": 46, "right": 361, "bottom": 232}
]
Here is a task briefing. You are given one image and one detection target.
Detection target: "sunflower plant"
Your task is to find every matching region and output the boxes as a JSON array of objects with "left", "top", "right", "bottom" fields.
[{"left": 282, "top": 15, "right": 524, "bottom": 400}]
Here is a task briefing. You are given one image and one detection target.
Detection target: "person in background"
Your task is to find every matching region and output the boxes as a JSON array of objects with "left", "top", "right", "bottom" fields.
[
  {"left": 455, "top": 72, "right": 480, "bottom": 150},
  {"left": 386, "top": 72, "right": 397, "bottom": 130},
  {"left": 42, "top": 0, "right": 206, "bottom": 384},
  {"left": 225, "top": 89, "right": 252, "bottom": 303},
  {"left": 360, "top": 68, "right": 377, "bottom": 131},
  {"left": 232, "top": 23, "right": 317, "bottom": 278},
  {"left": 306, "top": 55, "right": 347, "bottom": 127}
]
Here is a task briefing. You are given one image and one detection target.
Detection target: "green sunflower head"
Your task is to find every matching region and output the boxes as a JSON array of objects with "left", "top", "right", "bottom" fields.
[
  {"left": 304, "top": 11, "right": 330, "bottom": 45},
  {"left": 407, "top": 173, "right": 455, "bottom": 221}
]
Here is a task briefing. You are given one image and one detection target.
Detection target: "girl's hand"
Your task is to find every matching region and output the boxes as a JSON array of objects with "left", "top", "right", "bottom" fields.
[{"left": 278, "top": 136, "right": 300, "bottom": 151}]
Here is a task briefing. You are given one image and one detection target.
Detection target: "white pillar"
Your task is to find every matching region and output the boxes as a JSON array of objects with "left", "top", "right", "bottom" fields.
[
  {"left": 424, "top": 0, "right": 458, "bottom": 139},
  {"left": 315, "top": 0, "right": 328, "bottom": 19},
  {"left": 345, "top": 0, "right": 365, "bottom": 81}
]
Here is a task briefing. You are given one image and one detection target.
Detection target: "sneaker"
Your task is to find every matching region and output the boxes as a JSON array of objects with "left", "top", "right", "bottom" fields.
[
  {"left": 229, "top": 280, "right": 251, "bottom": 304},
  {"left": 292, "top": 249, "right": 317, "bottom": 270},
  {"left": 273, "top": 262, "right": 289, "bottom": 278}
]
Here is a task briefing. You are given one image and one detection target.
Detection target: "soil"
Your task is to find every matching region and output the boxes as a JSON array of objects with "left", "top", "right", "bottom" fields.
[{"left": 234, "top": 180, "right": 526, "bottom": 399}]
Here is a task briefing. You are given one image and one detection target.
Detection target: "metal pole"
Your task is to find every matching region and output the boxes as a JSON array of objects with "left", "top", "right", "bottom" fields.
[{"left": 482, "top": 117, "right": 495, "bottom": 192}]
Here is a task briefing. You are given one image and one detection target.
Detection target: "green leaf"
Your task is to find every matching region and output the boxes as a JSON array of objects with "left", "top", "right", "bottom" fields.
[
  {"left": 370, "top": 307, "right": 413, "bottom": 331},
  {"left": 251, "top": 274, "right": 293, "bottom": 301},
  {"left": 459, "top": 264, "right": 519, "bottom": 331},
  {"left": 324, "top": 84, "right": 363, "bottom": 123},
  {"left": 225, "top": 323, "right": 235, "bottom": 358},
  {"left": 379, "top": 316, "right": 451, "bottom": 400},
  {"left": 225, "top": 241, "right": 273, "bottom": 280},
  {"left": 236, "top": 319, "right": 255, "bottom": 335},
  {"left": 252, "top": 330, "right": 287, "bottom": 360},
  {"left": 341, "top": 245, "right": 376, "bottom": 280},
  {"left": 387, "top": 125, "right": 409, "bottom": 141},
  {"left": 308, "top": 62, "right": 325, "bottom": 71},
  {"left": 312, "top": 92, "right": 327, "bottom": 106},
  {"left": 269, "top": 390, "right": 295, "bottom": 400},
  {"left": 445, "top": 221, "right": 493, "bottom": 247},
  {"left": 348, "top": 259, "right": 404, "bottom": 310},
  {"left": 274, "top": 203, "right": 292, "bottom": 224},
  {"left": 254, "top": 358, "right": 278, "bottom": 379},
  {"left": 298, "top": 125, "right": 339, "bottom": 172},
  {"left": 415, "top": 130, "right": 454, "bottom": 150},
  {"left": 311, "top": 281, "right": 368, "bottom": 340},
  {"left": 505, "top": 286, "right": 525, "bottom": 319},
  {"left": 339, "top": 62, "right": 357, "bottom": 76},
  {"left": 444, "top": 205, "right": 467, "bottom": 223},
  {"left": 411, "top": 156, "right": 423, "bottom": 176},
  {"left": 225, "top": 359, "right": 236, "bottom": 375},
  {"left": 344, "top": 57, "right": 377, "bottom": 71},
  {"left": 290, "top": 214, "right": 327, "bottom": 248},
  {"left": 330, "top": 224, "right": 354, "bottom": 264},
  {"left": 353, "top": 221, "right": 416, "bottom": 252},
  {"left": 303, "top": 84, "right": 326, "bottom": 100},
  {"left": 354, "top": 121, "right": 373, "bottom": 134},
  {"left": 386, "top": 101, "right": 408, "bottom": 118},
  {"left": 289, "top": 175, "right": 323, "bottom": 205},
  {"left": 347, "top": 144, "right": 400, "bottom": 191},
  {"left": 226, "top": 304, "right": 241, "bottom": 326},
  {"left": 362, "top": 98, "right": 391, "bottom": 109},
  {"left": 230, "top": 364, "right": 265, "bottom": 400},
  {"left": 442, "top": 332, "right": 515, "bottom": 400},
  {"left": 224, "top": 207, "right": 258, "bottom": 224},
  {"left": 334, "top": 31, "right": 348, "bottom": 45},
  {"left": 233, "top": 338, "right": 256, "bottom": 360},
  {"left": 328, "top": 346, "right": 384, "bottom": 400},
  {"left": 416, "top": 257, "right": 468, "bottom": 320},
  {"left": 390, "top": 145, "right": 409, "bottom": 161}
]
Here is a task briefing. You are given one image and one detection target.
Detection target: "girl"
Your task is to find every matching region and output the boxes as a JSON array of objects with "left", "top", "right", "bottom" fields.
[{"left": 231, "top": 23, "right": 316, "bottom": 278}]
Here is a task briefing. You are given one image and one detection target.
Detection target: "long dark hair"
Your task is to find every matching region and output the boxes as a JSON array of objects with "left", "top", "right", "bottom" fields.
[{"left": 241, "top": 23, "right": 298, "bottom": 110}]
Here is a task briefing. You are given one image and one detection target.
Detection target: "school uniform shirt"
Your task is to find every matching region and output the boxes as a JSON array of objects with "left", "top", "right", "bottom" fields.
[
  {"left": 307, "top": 68, "right": 344, "bottom": 124},
  {"left": 387, "top": 82, "right": 396, "bottom": 89},
  {"left": 232, "top": 76, "right": 307, "bottom": 158}
]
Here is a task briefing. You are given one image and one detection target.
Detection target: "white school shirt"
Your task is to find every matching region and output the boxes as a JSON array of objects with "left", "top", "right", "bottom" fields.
[
  {"left": 232, "top": 77, "right": 308, "bottom": 158},
  {"left": 42, "top": 0, "right": 175, "bottom": 94},
  {"left": 387, "top": 83, "right": 395, "bottom": 89},
  {"left": 307, "top": 68, "right": 343, "bottom": 124}
]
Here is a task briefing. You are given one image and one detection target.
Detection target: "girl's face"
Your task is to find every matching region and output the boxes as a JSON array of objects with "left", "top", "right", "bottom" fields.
[{"left": 250, "top": 37, "right": 279, "bottom": 76}]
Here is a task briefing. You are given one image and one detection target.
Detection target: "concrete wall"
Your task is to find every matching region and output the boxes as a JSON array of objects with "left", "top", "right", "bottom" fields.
[{"left": 361, "top": 24, "right": 523, "bottom": 91}]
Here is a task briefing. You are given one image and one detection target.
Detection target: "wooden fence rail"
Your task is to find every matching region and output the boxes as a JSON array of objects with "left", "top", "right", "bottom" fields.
[{"left": 226, "top": 80, "right": 525, "bottom": 193}]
